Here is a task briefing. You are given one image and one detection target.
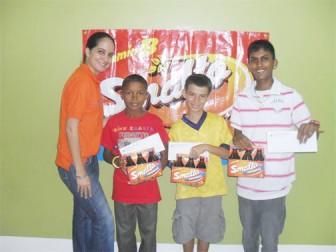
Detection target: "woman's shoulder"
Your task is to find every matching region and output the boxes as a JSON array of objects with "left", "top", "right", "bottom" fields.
[{"left": 65, "top": 65, "right": 94, "bottom": 88}]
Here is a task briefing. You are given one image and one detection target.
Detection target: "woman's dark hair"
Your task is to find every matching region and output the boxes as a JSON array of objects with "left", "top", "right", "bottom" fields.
[{"left": 83, "top": 32, "right": 115, "bottom": 63}]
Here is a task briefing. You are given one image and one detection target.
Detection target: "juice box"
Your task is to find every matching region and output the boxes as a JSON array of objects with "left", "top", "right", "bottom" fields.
[{"left": 228, "top": 145, "right": 265, "bottom": 178}]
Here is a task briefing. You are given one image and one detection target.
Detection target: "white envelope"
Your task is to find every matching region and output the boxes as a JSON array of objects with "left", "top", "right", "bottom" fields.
[
  {"left": 168, "top": 142, "right": 209, "bottom": 160},
  {"left": 119, "top": 133, "right": 165, "bottom": 155},
  {"left": 267, "top": 131, "right": 317, "bottom": 153}
]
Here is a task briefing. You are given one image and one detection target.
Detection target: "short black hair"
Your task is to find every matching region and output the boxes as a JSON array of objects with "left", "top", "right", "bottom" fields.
[
  {"left": 184, "top": 74, "right": 212, "bottom": 94},
  {"left": 248, "top": 40, "right": 276, "bottom": 61},
  {"left": 122, "top": 74, "right": 148, "bottom": 90}
]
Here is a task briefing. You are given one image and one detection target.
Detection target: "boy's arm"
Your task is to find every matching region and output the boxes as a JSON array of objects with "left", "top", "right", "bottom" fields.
[
  {"left": 190, "top": 144, "right": 230, "bottom": 159},
  {"left": 160, "top": 143, "right": 168, "bottom": 168},
  {"left": 103, "top": 147, "right": 127, "bottom": 174},
  {"left": 233, "top": 129, "right": 255, "bottom": 150},
  {"left": 290, "top": 90, "right": 320, "bottom": 143},
  {"left": 297, "top": 121, "right": 320, "bottom": 144},
  {"left": 103, "top": 147, "right": 114, "bottom": 164}
]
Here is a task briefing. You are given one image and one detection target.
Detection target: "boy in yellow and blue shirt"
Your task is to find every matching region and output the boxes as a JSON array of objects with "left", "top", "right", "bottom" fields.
[{"left": 169, "top": 74, "right": 232, "bottom": 252}]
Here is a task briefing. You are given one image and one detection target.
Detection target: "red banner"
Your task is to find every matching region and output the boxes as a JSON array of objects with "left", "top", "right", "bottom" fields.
[{"left": 83, "top": 29, "right": 269, "bottom": 128}]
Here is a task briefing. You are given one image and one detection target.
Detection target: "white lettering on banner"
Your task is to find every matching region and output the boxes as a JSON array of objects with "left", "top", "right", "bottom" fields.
[
  {"left": 100, "top": 77, "right": 124, "bottom": 116},
  {"left": 207, "top": 56, "right": 233, "bottom": 89},
  {"left": 192, "top": 55, "right": 232, "bottom": 89},
  {"left": 100, "top": 55, "right": 233, "bottom": 117}
]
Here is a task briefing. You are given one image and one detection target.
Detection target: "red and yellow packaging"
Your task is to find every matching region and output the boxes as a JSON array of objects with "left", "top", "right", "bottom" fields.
[
  {"left": 170, "top": 154, "right": 208, "bottom": 186},
  {"left": 124, "top": 148, "right": 163, "bottom": 185},
  {"left": 228, "top": 145, "right": 265, "bottom": 178}
]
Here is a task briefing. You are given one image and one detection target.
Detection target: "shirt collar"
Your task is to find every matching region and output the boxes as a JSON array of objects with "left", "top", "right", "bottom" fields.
[
  {"left": 182, "top": 111, "right": 207, "bottom": 131},
  {"left": 250, "top": 78, "right": 282, "bottom": 97}
]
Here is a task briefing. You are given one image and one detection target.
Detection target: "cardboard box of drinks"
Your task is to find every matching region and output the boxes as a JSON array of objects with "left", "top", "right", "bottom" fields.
[
  {"left": 228, "top": 145, "right": 265, "bottom": 178},
  {"left": 119, "top": 133, "right": 165, "bottom": 185},
  {"left": 168, "top": 142, "right": 209, "bottom": 186}
]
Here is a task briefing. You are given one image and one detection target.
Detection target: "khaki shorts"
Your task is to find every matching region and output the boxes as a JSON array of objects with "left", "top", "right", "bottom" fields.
[{"left": 172, "top": 195, "right": 225, "bottom": 244}]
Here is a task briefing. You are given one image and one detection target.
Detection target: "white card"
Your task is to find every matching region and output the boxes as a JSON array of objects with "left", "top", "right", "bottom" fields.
[
  {"left": 267, "top": 131, "right": 317, "bottom": 153},
  {"left": 119, "top": 133, "right": 165, "bottom": 155},
  {"left": 168, "top": 142, "right": 209, "bottom": 160}
]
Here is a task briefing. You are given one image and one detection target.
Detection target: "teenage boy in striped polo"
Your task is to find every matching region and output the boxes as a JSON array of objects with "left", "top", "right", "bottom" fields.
[{"left": 230, "top": 40, "right": 320, "bottom": 252}]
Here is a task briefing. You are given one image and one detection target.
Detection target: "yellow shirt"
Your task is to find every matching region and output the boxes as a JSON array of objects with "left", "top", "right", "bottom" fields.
[{"left": 169, "top": 112, "right": 232, "bottom": 199}]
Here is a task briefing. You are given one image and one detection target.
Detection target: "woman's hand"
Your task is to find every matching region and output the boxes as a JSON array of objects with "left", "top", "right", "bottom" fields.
[{"left": 76, "top": 174, "right": 92, "bottom": 199}]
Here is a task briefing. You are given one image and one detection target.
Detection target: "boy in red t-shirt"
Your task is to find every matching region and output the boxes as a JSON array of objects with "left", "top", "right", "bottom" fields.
[{"left": 101, "top": 74, "right": 169, "bottom": 252}]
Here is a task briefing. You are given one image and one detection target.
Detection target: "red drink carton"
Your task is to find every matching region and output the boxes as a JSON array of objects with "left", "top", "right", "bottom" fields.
[
  {"left": 124, "top": 148, "right": 163, "bottom": 185},
  {"left": 228, "top": 145, "right": 265, "bottom": 178},
  {"left": 170, "top": 154, "right": 208, "bottom": 186},
  {"left": 119, "top": 133, "right": 166, "bottom": 185}
]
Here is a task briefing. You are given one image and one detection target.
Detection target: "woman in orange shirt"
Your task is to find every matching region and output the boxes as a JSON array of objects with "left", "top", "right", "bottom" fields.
[{"left": 56, "top": 32, "right": 115, "bottom": 252}]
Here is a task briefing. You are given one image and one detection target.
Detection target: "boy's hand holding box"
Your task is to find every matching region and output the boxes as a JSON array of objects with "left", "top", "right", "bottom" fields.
[
  {"left": 119, "top": 133, "right": 165, "bottom": 185},
  {"left": 168, "top": 142, "right": 209, "bottom": 186}
]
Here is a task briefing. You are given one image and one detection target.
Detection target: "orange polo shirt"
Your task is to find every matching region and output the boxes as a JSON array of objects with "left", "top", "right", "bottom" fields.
[{"left": 56, "top": 64, "right": 103, "bottom": 170}]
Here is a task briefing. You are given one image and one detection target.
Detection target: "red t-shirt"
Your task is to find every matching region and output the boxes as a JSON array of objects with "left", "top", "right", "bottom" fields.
[
  {"left": 56, "top": 64, "right": 103, "bottom": 170},
  {"left": 101, "top": 111, "right": 169, "bottom": 204}
]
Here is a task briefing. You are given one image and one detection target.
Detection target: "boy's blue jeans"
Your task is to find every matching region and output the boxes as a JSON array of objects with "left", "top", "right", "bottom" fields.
[
  {"left": 238, "top": 196, "right": 286, "bottom": 252},
  {"left": 58, "top": 156, "right": 114, "bottom": 252}
]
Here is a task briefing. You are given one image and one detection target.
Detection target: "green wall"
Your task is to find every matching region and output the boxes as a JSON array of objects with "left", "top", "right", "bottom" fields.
[{"left": 1, "top": 0, "right": 335, "bottom": 245}]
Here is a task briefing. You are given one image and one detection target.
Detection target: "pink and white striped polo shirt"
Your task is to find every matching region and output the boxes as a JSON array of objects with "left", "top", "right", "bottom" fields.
[{"left": 230, "top": 78, "right": 310, "bottom": 200}]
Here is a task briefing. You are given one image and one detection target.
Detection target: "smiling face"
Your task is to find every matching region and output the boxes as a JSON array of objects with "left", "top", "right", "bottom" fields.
[
  {"left": 121, "top": 81, "right": 149, "bottom": 117},
  {"left": 85, "top": 37, "right": 115, "bottom": 76},
  {"left": 183, "top": 83, "right": 209, "bottom": 116},
  {"left": 248, "top": 48, "right": 278, "bottom": 88}
]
